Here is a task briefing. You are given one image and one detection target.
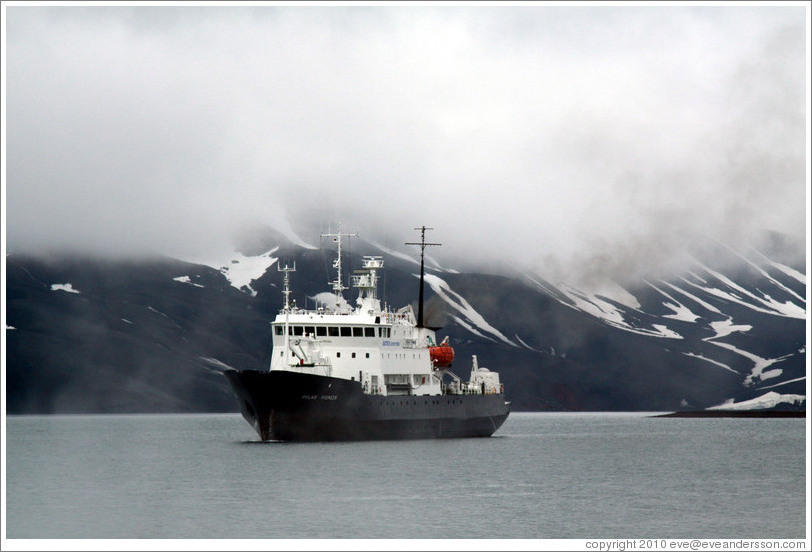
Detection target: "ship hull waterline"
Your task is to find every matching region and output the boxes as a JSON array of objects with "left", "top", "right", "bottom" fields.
[{"left": 225, "top": 369, "right": 510, "bottom": 442}]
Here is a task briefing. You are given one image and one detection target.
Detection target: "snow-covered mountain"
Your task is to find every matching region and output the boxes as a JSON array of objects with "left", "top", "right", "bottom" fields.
[
  {"left": 517, "top": 240, "right": 806, "bottom": 410},
  {"left": 5, "top": 228, "right": 806, "bottom": 414}
]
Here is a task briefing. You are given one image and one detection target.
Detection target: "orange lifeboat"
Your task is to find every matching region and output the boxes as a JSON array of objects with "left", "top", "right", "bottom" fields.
[{"left": 429, "top": 345, "right": 455, "bottom": 368}]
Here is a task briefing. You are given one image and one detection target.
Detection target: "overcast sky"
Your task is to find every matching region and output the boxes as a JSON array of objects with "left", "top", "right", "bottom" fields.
[{"left": 3, "top": 3, "right": 808, "bottom": 282}]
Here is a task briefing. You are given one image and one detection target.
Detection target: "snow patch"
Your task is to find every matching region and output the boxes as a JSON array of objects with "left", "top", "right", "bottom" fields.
[
  {"left": 50, "top": 283, "right": 80, "bottom": 294},
  {"left": 663, "top": 280, "right": 723, "bottom": 314},
  {"left": 423, "top": 274, "right": 517, "bottom": 346},
  {"left": 451, "top": 314, "right": 495, "bottom": 342},
  {"left": 514, "top": 334, "right": 541, "bottom": 352},
  {"left": 559, "top": 284, "right": 627, "bottom": 325},
  {"left": 650, "top": 325, "right": 682, "bottom": 339},
  {"left": 682, "top": 352, "right": 739, "bottom": 374},
  {"left": 147, "top": 306, "right": 182, "bottom": 329},
  {"left": 199, "top": 357, "right": 238, "bottom": 373},
  {"left": 722, "top": 246, "right": 806, "bottom": 304},
  {"left": 179, "top": 247, "right": 279, "bottom": 294},
  {"left": 586, "top": 280, "right": 641, "bottom": 310},
  {"left": 707, "top": 341, "right": 792, "bottom": 386},
  {"left": 662, "top": 302, "right": 700, "bottom": 323},
  {"left": 704, "top": 318, "right": 752, "bottom": 341},
  {"left": 173, "top": 276, "right": 205, "bottom": 288},
  {"left": 708, "top": 391, "right": 805, "bottom": 411},
  {"left": 759, "top": 369, "right": 783, "bottom": 381},
  {"left": 646, "top": 281, "right": 701, "bottom": 322},
  {"left": 687, "top": 262, "right": 805, "bottom": 319},
  {"left": 699, "top": 316, "right": 792, "bottom": 386},
  {"left": 557, "top": 284, "right": 682, "bottom": 339},
  {"left": 758, "top": 376, "right": 806, "bottom": 390},
  {"left": 764, "top": 259, "right": 806, "bottom": 285}
]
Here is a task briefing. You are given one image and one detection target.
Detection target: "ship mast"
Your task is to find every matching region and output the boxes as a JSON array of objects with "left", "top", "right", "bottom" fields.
[
  {"left": 406, "top": 226, "right": 441, "bottom": 328},
  {"left": 278, "top": 262, "right": 296, "bottom": 368},
  {"left": 321, "top": 222, "right": 358, "bottom": 312}
]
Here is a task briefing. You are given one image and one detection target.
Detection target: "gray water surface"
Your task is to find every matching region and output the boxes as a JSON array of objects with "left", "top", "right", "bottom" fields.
[{"left": 5, "top": 412, "right": 806, "bottom": 539}]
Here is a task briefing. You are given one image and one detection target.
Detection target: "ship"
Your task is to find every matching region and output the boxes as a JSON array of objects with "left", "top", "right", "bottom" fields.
[{"left": 224, "top": 226, "right": 510, "bottom": 441}]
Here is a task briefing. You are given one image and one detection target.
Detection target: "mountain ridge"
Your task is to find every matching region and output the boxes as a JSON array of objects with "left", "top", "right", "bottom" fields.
[{"left": 4, "top": 229, "right": 806, "bottom": 414}]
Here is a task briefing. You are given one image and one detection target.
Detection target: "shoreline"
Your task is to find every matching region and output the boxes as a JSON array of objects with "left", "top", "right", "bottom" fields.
[{"left": 654, "top": 410, "right": 805, "bottom": 418}]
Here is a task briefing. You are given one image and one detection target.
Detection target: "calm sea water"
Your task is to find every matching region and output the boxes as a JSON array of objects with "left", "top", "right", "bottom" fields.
[{"left": 4, "top": 412, "right": 807, "bottom": 540}]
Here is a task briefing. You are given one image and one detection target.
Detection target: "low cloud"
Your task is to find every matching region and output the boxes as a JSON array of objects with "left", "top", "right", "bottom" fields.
[{"left": 4, "top": 5, "right": 807, "bottom": 281}]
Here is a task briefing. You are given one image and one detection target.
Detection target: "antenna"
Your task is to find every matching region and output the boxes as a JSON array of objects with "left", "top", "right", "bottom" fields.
[
  {"left": 406, "top": 226, "right": 441, "bottom": 328},
  {"left": 321, "top": 222, "right": 358, "bottom": 311},
  {"left": 278, "top": 261, "right": 296, "bottom": 369},
  {"left": 278, "top": 262, "right": 296, "bottom": 312}
]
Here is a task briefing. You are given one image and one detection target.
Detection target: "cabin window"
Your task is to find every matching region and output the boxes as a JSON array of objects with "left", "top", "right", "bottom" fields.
[
  {"left": 364, "top": 328, "right": 375, "bottom": 337},
  {"left": 328, "top": 327, "right": 339, "bottom": 337},
  {"left": 352, "top": 327, "right": 363, "bottom": 337},
  {"left": 352, "top": 352, "right": 356, "bottom": 358},
  {"left": 340, "top": 327, "right": 352, "bottom": 337},
  {"left": 365, "top": 353, "right": 370, "bottom": 359},
  {"left": 316, "top": 326, "right": 327, "bottom": 337},
  {"left": 336, "top": 352, "right": 341, "bottom": 358}
]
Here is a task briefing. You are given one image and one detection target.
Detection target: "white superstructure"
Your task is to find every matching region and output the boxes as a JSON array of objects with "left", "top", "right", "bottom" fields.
[{"left": 268, "top": 228, "right": 501, "bottom": 398}]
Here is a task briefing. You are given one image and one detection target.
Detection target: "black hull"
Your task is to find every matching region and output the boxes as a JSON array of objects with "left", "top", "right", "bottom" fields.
[{"left": 224, "top": 369, "right": 510, "bottom": 441}]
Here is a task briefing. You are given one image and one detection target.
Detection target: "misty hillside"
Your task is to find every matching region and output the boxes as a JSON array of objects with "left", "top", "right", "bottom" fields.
[{"left": 4, "top": 228, "right": 806, "bottom": 414}]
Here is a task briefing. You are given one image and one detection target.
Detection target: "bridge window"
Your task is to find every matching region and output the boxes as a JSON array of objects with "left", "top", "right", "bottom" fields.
[
  {"left": 292, "top": 326, "right": 304, "bottom": 336},
  {"left": 328, "top": 327, "right": 339, "bottom": 337},
  {"left": 364, "top": 327, "right": 375, "bottom": 337},
  {"left": 353, "top": 327, "right": 363, "bottom": 337},
  {"left": 304, "top": 326, "right": 315, "bottom": 336},
  {"left": 340, "top": 327, "right": 352, "bottom": 337},
  {"left": 316, "top": 327, "right": 327, "bottom": 337},
  {"left": 275, "top": 326, "right": 283, "bottom": 335}
]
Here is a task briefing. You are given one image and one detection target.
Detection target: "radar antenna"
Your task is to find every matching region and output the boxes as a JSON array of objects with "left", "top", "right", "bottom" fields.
[{"left": 321, "top": 222, "right": 358, "bottom": 312}]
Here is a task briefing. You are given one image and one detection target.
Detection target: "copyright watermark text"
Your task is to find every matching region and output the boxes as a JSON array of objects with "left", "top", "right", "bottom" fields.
[{"left": 585, "top": 539, "right": 808, "bottom": 552}]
